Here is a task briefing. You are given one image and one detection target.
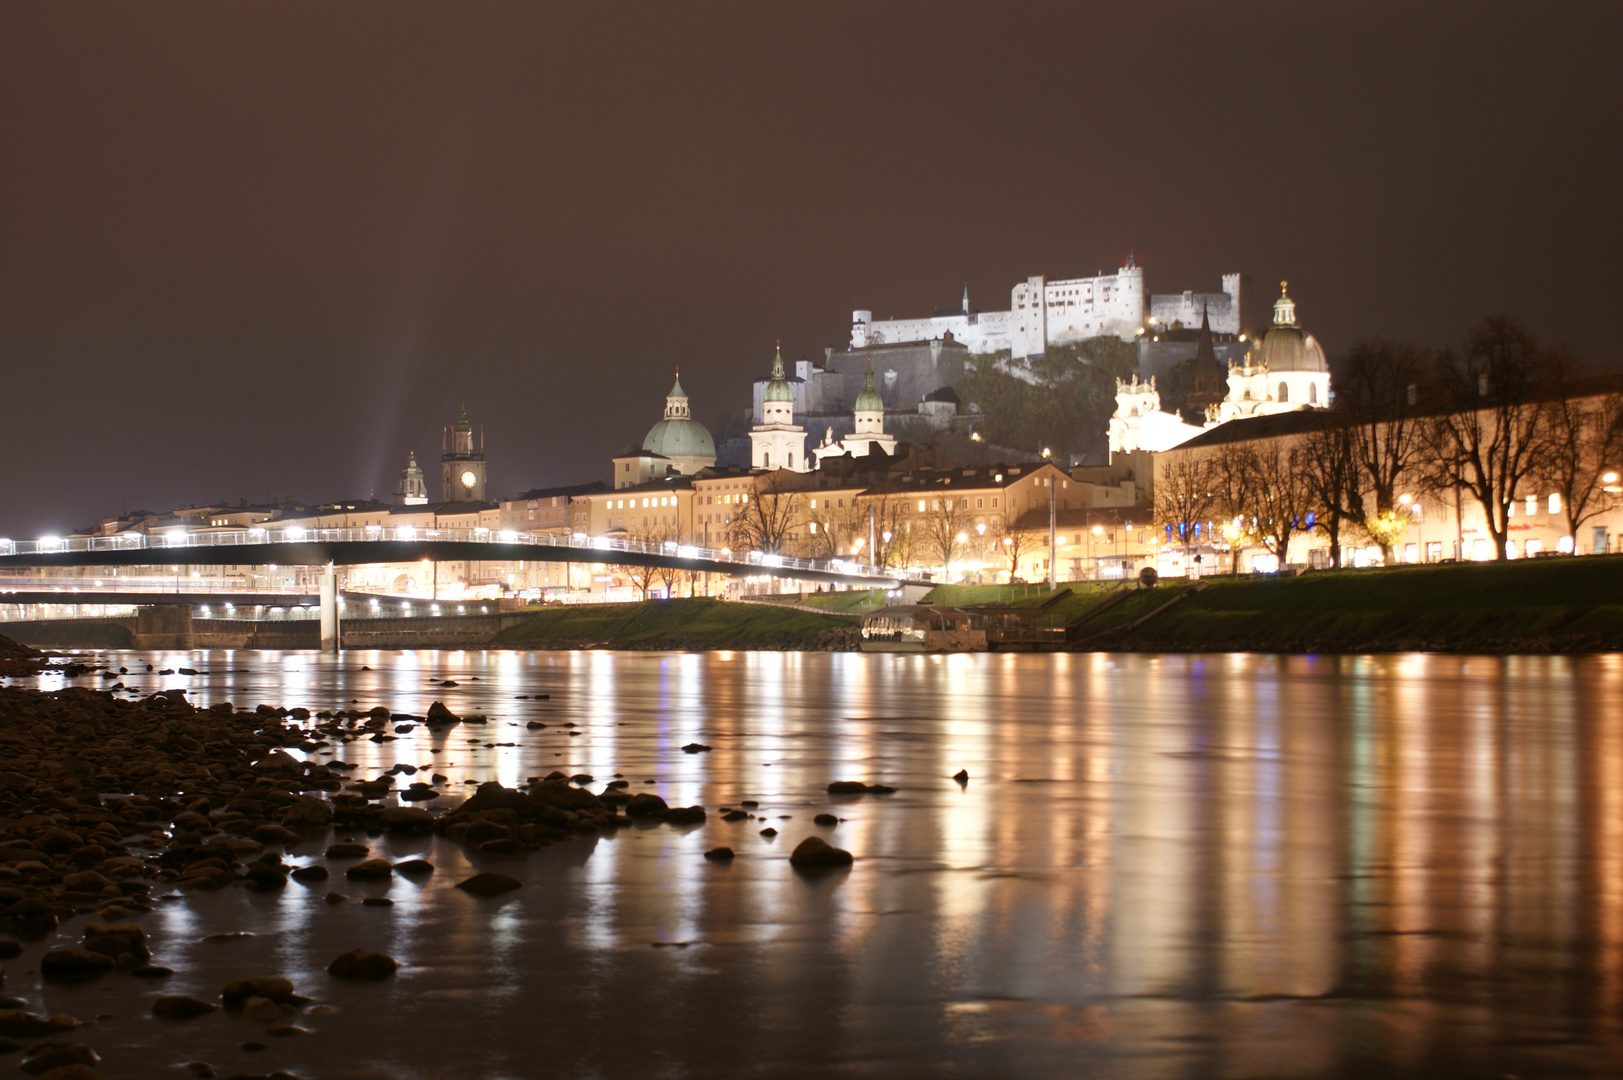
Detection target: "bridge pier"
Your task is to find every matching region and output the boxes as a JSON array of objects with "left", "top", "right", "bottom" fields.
[
  {"left": 319, "top": 563, "right": 339, "bottom": 653},
  {"left": 133, "top": 605, "right": 194, "bottom": 650}
]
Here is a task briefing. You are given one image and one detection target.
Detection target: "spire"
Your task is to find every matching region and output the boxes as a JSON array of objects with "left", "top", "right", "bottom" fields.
[
  {"left": 455, "top": 403, "right": 471, "bottom": 432},
  {"left": 1273, "top": 281, "right": 1297, "bottom": 327},
  {"left": 962, "top": 283, "right": 970, "bottom": 313},
  {"left": 763, "top": 342, "right": 793, "bottom": 403},
  {"left": 405, "top": 450, "right": 422, "bottom": 476},
  {"left": 1193, "top": 299, "right": 1218, "bottom": 368}
]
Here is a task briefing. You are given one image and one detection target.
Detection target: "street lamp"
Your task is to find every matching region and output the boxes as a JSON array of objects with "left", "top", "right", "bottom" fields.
[{"left": 1091, "top": 524, "right": 1104, "bottom": 580}]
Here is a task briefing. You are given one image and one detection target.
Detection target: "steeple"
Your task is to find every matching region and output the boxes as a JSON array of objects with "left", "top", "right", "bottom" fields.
[
  {"left": 663, "top": 368, "right": 691, "bottom": 420},
  {"left": 1273, "top": 281, "right": 1297, "bottom": 327},
  {"left": 763, "top": 343, "right": 793, "bottom": 403},
  {"left": 962, "top": 283, "right": 970, "bottom": 314},
  {"left": 854, "top": 361, "right": 884, "bottom": 414},
  {"left": 396, "top": 450, "right": 427, "bottom": 505},
  {"left": 1194, "top": 301, "right": 1216, "bottom": 367},
  {"left": 455, "top": 403, "right": 471, "bottom": 432}
]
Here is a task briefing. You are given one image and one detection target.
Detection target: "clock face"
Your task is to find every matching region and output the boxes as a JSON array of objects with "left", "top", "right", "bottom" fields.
[{"left": 460, "top": 470, "right": 477, "bottom": 489}]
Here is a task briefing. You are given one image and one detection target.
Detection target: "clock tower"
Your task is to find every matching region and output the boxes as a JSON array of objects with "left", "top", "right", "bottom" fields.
[{"left": 440, "top": 403, "right": 487, "bottom": 501}]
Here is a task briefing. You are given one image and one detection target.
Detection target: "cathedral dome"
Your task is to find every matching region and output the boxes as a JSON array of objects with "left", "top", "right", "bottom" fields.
[
  {"left": 1253, "top": 282, "right": 1327, "bottom": 374},
  {"left": 642, "top": 373, "right": 716, "bottom": 461}
]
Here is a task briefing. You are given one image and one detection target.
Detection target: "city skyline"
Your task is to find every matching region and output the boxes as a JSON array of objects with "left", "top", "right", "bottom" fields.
[{"left": 2, "top": 3, "right": 1620, "bottom": 536}]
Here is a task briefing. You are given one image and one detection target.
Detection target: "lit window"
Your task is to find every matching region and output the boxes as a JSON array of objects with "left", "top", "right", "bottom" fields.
[
  {"left": 1549, "top": 493, "right": 1561, "bottom": 514},
  {"left": 1526, "top": 495, "right": 1537, "bottom": 516}
]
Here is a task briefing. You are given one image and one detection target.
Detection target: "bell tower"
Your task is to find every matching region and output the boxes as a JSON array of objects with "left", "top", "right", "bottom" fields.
[{"left": 440, "top": 403, "right": 487, "bottom": 501}]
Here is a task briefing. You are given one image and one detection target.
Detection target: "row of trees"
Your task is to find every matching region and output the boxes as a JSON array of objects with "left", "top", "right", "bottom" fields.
[{"left": 1157, "top": 318, "right": 1623, "bottom": 565}]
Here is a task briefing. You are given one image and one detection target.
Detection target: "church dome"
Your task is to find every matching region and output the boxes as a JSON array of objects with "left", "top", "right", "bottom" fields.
[
  {"left": 763, "top": 347, "right": 794, "bottom": 402},
  {"left": 854, "top": 361, "right": 884, "bottom": 413},
  {"left": 642, "top": 372, "right": 715, "bottom": 460},
  {"left": 1254, "top": 282, "right": 1327, "bottom": 374}
]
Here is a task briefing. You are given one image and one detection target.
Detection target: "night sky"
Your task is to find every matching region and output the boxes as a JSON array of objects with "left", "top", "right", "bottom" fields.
[{"left": 3, "top": 2, "right": 1619, "bottom": 537}]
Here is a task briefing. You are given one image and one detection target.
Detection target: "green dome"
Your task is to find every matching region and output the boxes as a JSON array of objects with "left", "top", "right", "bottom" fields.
[
  {"left": 763, "top": 347, "right": 793, "bottom": 402},
  {"left": 854, "top": 362, "right": 884, "bottom": 412},
  {"left": 643, "top": 369, "right": 714, "bottom": 460},
  {"left": 1255, "top": 285, "right": 1326, "bottom": 373},
  {"left": 642, "top": 417, "right": 715, "bottom": 460}
]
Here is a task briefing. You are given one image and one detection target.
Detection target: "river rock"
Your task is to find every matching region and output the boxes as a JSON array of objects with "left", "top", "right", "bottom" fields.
[
  {"left": 25, "top": 1065, "right": 102, "bottom": 1080},
  {"left": 681, "top": 743, "right": 711, "bottom": 753},
  {"left": 82, "top": 924, "right": 149, "bottom": 966},
  {"left": 393, "top": 859, "right": 434, "bottom": 878},
  {"left": 381, "top": 807, "right": 433, "bottom": 834},
  {"left": 425, "top": 702, "right": 459, "bottom": 725},
  {"left": 813, "top": 813, "right": 839, "bottom": 826},
  {"left": 152, "top": 995, "right": 217, "bottom": 1020},
  {"left": 222, "top": 977, "right": 298, "bottom": 1009},
  {"left": 344, "top": 858, "right": 393, "bottom": 881},
  {"left": 789, "top": 836, "right": 854, "bottom": 869},
  {"left": 663, "top": 805, "right": 706, "bottom": 825},
  {"left": 0, "top": 1011, "right": 76, "bottom": 1038},
  {"left": 703, "top": 847, "right": 735, "bottom": 862},
  {"left": 40, "top": 949, "right": 113, "bottom": 982},
  {"left": 325, "top": 843, "right": 369, "bottom": 859},
  {"left": 454, "top": 872, "right": 522, "bottom": 896},
  {"left": 327, "top": 948, "right": 397, "bottom": 979},
  {"left": 241, "top": 997, "right": 285, "bottom": 1024},
  {"left": 19, "top": 1042, "right": 99, "bottom": 1076},
  {"left": 624, "top": 793, "right": 668, "bottom": 818},
  {"left": 289, "top": 865, "right": 328, "bottom": 884}
]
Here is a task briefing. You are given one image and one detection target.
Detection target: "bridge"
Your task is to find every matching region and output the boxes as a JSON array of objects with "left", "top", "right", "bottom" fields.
[{"left": 0, "top": 525, "right": 916, "bottom": 651}]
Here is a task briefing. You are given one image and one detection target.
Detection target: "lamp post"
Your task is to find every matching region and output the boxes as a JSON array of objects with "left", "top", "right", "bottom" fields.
[{"left": 1091, "top": 524, "right": 1104, "bottom": 580}]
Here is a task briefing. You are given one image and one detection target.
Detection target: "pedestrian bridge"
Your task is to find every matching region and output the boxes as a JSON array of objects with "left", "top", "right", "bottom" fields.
[{"left": 0, "top": 525, "right": 912, "bottom": 589}]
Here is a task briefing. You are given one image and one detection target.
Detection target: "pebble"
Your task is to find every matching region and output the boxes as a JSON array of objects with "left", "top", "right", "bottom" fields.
[
  {"left": 455, "top": 873, "right": 522, "bottom": 896},
  {"left": 152, "top": 995, "right": 217, "bottom": 1020}
]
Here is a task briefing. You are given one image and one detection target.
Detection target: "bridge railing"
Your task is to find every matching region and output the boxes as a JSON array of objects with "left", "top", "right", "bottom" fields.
[{"left": 0, "top": 527, "right": 924, "bottom": 583}]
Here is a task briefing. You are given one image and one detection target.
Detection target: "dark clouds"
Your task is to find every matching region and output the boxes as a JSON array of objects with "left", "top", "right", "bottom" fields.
[{"left": 2, "top": 2, "right": 1619, "bottom": 535}]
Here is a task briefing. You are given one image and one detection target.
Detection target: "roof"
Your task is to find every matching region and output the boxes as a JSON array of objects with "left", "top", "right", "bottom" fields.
[
  {"left": 764, "top": 348, "right": 794, "bottom": 402},
  {"left": 387, "top": 500, "right": 497, "bottom": 516},
  {"left": 642, "top": 416, "right": 716, "bottom": 460},
  {"left": 586, "top": 475, "right": 696, "bottom": 497},
  {"left": 509, "top": 481, "right": 611, "bottom": 502},
  {"left": 1170, "top": 410, "right": 1328, "bottom": 450}
]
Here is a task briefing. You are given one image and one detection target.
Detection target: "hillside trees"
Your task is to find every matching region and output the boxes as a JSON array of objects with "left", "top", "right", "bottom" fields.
[{"left": 954, "top": 337, "right": 1137, "bottom": 459}]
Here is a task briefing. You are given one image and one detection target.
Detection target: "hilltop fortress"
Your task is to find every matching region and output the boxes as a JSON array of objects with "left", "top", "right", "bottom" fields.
[{"left": 850, "top": 256, "right": 1248, "bottom": 358}]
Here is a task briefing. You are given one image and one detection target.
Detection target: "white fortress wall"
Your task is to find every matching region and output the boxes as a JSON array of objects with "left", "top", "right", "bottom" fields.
[
  {"left": 851, "top": 310, "right": 1011, "bottom": 354},
  {"left": 1148, "top": 273, "right": 1243, "bottom": 334}
]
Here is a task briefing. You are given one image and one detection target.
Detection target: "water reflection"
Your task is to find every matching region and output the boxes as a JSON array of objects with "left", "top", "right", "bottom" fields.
[{"left": 12, "top": 648, "right": 1623, "bottom": 1077}]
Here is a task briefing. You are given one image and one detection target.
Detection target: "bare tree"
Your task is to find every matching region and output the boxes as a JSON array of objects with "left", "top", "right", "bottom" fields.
[
  {"left": 864, "top": 492, "right": 914, "bottom": 570},
  {"left": 1153, "top": 450, "right": 1216, "bottom": 560},
  {"left": 1211, "top": 443, "right": 1258, "bottom": 573},
  {"left": 1419, "top": 318, "right": 1552, "bottom": 561},
  {"left": 1533, "top": 351, "right": 1623, "bottom": 548},
  {"left": 1337, "top": 340, "right": 1431, "bottom": 557},
  {"left": 919, "top": 492, "right": 974, "bottom": 577},
  {"left": 993, "top": 501, "right": 1037, "bottom": 579},
  {"left": 728, "top": 472, "right": 800, "bottom": 555},
  {"left": 1299, "top": 415, "right": 1362, "bottom": 568},
  {"left": 1246, "top": 442, "right": 1314, "bottom": 566}
]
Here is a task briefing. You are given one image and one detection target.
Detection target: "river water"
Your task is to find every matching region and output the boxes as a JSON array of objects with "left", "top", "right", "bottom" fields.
[{"left": 14, "top": 648, "right": 1623, "bottom": 1079}]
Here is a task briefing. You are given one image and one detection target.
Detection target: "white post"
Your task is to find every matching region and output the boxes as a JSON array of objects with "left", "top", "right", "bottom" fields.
[{"left": 319, "top": 562, "right": 339, "bottom": 653}]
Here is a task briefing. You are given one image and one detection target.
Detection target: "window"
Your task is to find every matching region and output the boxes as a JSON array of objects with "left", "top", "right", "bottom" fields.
[
  {"left": 1310, "top": 383, "right": 1318, "bottom": 404},
  {"left": 992, "top": 497, "right": 999, "bottom": 508},
  {"left": 918, "top": 500, "right": 927, "bottom": 512},
  {"left": 1549, "top": 493, "right": 1561, "bottom": 514},
  {"left": 1526, "top": 495, "right": 1537, "bottom": 516},
  {"left": 1278, "top": 381, "right": 1289, "bottom": 403},
  {"left": 976, "top": 497, "right": 983, "bottom": 509}
]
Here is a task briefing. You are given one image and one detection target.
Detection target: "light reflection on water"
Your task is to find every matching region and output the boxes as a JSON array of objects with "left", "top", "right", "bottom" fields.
[{"left": 12, "top": 648, "right": 1623, "bottom": 1078}]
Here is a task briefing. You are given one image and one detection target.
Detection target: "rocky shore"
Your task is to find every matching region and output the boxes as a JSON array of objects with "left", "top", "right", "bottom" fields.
[{"left": 0, "top": 635, "right": 866, "bottom": 1079}]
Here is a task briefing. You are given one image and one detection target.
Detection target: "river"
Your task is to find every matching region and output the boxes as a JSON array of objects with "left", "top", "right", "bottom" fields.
[{"left": 14, "top": 649, "right": 1623, "bottom": 1078}]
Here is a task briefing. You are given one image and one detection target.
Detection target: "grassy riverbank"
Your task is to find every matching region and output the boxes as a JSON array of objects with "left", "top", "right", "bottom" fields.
[
  {"left": 1072, "top": 555, "right": 1623, "bottom": 653},
  {"left": 492, "top": 597, "right": 856, "bottom": 650}
]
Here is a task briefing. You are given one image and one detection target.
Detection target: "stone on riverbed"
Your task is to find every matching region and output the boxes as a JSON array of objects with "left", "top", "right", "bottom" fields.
[
  {"left": 343, "top": 859, "right": 393, "bottom": 881},
  {"left": 152, "top": 995, "right": 216, "bottom": 1020},
  {"left": 455, "top": 872, "right": 522, "bottom": 896},
  {"left": 17, "top": 1041, "right": 99, "bottom": 1076},
  {"left": 40, "top": 949, "right": 113, "bottom": 982},
  {"left": 327, "top": 949, "right": 397, "bottom": 979},
  {"left": 789, "top": 836, "right": 854, "bottom": 869}
]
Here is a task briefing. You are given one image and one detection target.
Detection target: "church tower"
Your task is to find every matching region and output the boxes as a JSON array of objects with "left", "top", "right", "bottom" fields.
[
  {"left": 395, "top": 451, "right": 428, "bottom": 505},
  {"left": 749, "top": 345, "right": 808, "bottom": 472},
  {"left": 440, "top": 403, "right": 487, "bottom": 501}
]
